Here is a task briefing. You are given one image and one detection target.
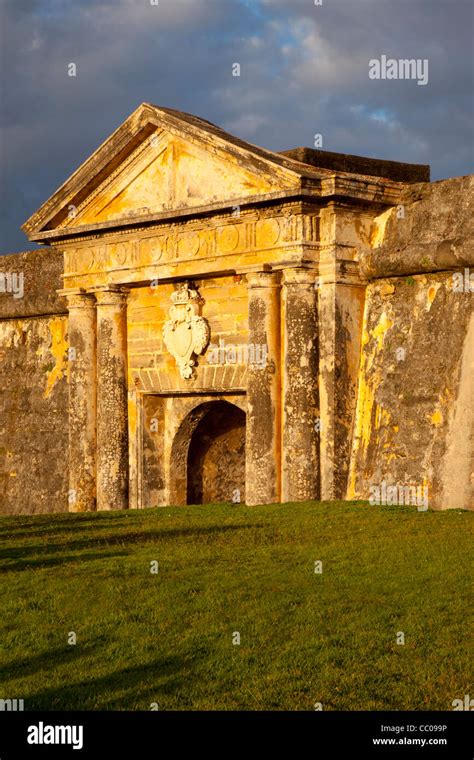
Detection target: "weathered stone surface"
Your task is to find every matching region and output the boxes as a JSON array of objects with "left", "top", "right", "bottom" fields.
[
  {"left": 1, "top": 104, "right": 472, "bottom": 514},
  {"left": 348, "top": 273, "right": 472, "bottom": 509},
  {"left": 360, "top": 176, "right": 474, "bottom": 278},
  {"left": 0, "top": 248, "right": 66, "bottom": 318},
  {"left": 245, "top": 271, "right": 281, "bottom": 505},
  {"left": 0, "top": 316, "right": 68, "bottom": 514},
  {"left": 281, "top": 268, "right": 320, "bottom": 502},
  {"left": 280, "top": 147, "right": 430, "bottom": 183},
  {"left": 95, "top": 288, "right": 129, "bottom": 510},
  {"left": 318, "top": 280, "right": 365, "bottom": 500},
  {"left": 348, "top": 176, "right": 474, "bottom": 509},
  {"left": 63, "top": 291, "right": 96, "bottom": 512}
]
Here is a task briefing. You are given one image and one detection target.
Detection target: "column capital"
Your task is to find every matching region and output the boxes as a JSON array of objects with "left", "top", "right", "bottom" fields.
[
  {"left": 245, "top": 270, "right": 281, "bottom": 290},
  {"left": 281, "top": 267, "right": 318, "bottom": 287},
  {"left": 93, "top": 286, "right": 129, "bottom": 307},
  {"left": 57, "top": 288, "right": 96, "bottom": 310}
]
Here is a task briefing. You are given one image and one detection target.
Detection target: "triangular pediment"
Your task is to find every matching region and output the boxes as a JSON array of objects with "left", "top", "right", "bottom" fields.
[
  {"left": 63, "top": 131, "right": 289, "bottom": 228},
  {"left": 23, "top": 103, "right": 320, "bottom": 241}
]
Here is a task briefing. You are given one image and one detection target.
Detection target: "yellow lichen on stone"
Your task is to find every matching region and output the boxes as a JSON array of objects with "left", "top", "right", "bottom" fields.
[
  {"left": 369, "top": 207, "right": 393, "bottom": 248},
  {"left": 44, "top": 318, "right": 68, "bottom": 399},
  {"left": 128, "top": 393, "right": 137, "bottom": 438},
  {"left": 372, "top": 311, "right": 393, "bottom": 350},
  {"left": 426, "top": 282, "right": 441, "bottom": 311},
  {"left": 430, "top": 409, "right": 443, "bottom": 427},
  {"left": 379, "top": 282, "right": 395, "bottom": 296},
  {"left": 375, "top": 405, "right": 391, "bottom": 429},
  {"left": 356, "top": 373, "right": 377, "bottom": 454}
]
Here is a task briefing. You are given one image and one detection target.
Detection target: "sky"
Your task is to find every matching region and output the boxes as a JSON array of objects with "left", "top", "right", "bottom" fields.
[{"left": 0, "top": 0, "right": 473, "bottom": 252}]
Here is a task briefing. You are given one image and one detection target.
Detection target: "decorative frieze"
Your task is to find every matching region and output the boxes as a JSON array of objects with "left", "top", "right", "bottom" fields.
[{"left": 62, "top": 207, "right": 321, "bottom": 279}]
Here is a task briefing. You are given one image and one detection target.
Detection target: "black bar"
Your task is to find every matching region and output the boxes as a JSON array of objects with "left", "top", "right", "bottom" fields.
[{"left": 0, "top": 711, "right": 472, "bottom": 758}]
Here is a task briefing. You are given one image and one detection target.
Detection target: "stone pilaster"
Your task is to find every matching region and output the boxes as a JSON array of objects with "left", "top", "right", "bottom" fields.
[
  {"left": 61, "top": 290, "right": 97, "bottom": 512},
  {"left": 95, "top": 287, "right": 129, "bottom": 510},
  {"left": 317, "top": 201, "right": 368, "bottom": 499},
  {"left": 317, "top": 273, "right": 365, "bottom": 501},
  {"left": 245, "top": 271, "right": 281, "bottom": 505},
  {"left": 281, "top": 268, "right": 320, "bottom": 502},
  {"left": 127, "top": 387, "right": 141, "bottom": 510}
]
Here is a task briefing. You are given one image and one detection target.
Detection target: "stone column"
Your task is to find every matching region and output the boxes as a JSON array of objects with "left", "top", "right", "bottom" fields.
[
  {"left": 245, "top": 271, "right": 281, "bottom": 505},
  {"left": 61, "top": 290, "right": 97, "bottom": 512},
  {"left": 281, "top": 268, "right": 320, "bottom": 502},
  {"left": 95, "top": 287, "right": 129, "bottom": 510}
]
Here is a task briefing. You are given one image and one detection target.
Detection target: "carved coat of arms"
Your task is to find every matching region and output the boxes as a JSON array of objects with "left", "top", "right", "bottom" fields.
[{"left": 163, "top": 281, "right": 210, "bottom": 379}]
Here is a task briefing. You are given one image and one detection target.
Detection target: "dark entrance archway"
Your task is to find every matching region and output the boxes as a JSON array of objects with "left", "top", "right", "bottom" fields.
[{"left": 186, "top": 401, "right": 245, "bottom": 504}]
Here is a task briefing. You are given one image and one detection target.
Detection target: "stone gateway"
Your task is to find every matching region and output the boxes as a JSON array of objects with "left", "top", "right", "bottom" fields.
[{"left": 0, "top": 103, "right": 472, "bottom": 513}]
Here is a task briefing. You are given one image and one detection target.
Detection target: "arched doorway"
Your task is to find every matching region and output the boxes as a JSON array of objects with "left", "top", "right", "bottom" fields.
[
  {"left": 186, "top": 401, "right": 245, "bottom": 504},
  {"left": 169, "top": 399, "right": 246, "bottom": 505}
]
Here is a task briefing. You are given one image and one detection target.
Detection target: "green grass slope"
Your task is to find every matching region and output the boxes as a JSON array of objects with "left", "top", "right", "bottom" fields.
[{"left": 0, "top": 501, "right": 472, "bottom": 710}]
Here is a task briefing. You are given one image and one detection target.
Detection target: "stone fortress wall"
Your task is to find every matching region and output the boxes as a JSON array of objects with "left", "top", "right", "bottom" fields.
[
  {"left": 0, "top": 249, "right": 68, "bottom": 513},
  {"left": 0, "top": 105, "right": 472, "bottom": 514},
  {"left": 349, "top": 176, "right": 473, "bottom": 510}
]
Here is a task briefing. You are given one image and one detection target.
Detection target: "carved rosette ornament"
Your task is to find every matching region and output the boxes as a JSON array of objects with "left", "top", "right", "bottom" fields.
[{"left": 163, "top": 281, "right": 210, "bottom": 379}]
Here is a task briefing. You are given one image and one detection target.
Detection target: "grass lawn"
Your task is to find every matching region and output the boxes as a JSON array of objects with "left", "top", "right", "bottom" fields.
[{"left": 0, "top": 501, "right": 472, "bottom": 711}]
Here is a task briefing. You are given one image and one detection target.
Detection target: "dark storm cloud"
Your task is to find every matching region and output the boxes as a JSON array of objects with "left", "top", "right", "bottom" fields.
[{"left": 0, "top": 0, "right": 472, "bottom": 252}]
